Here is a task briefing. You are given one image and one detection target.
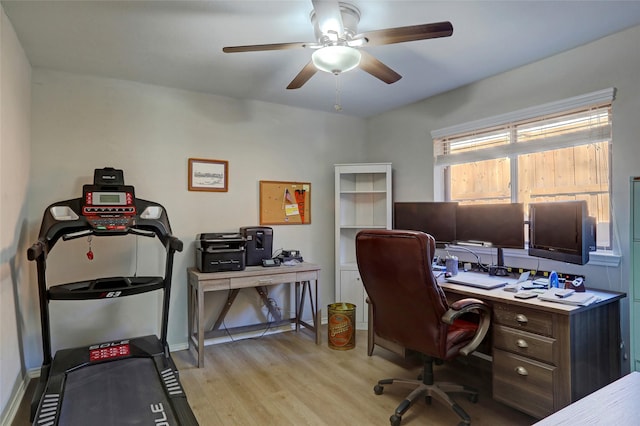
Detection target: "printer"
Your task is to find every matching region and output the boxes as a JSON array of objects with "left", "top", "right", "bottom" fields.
[{"left": 195, "top": 233, "right": 246, "bottom": 273}]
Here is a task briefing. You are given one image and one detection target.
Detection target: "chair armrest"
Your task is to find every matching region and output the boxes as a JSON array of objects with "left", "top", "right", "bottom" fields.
[{"left": 442, "top": 298, "right": 491, "bottom": 356}]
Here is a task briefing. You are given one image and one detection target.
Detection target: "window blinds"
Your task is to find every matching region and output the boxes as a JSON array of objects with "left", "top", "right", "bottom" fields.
[{"left": 432, "top": 88, "right": 614, "bottom": 167}]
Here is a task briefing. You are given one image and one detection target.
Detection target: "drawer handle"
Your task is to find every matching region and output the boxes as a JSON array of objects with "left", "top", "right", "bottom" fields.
[
  {"left": 515, "top": 314, "right": 528, "bottom": 325},
  {"left": 516, "top": 339, "right": 529, "bottom": 349},
  {"left": 515, "top": 366, "right": 529, "bottom": 376},
  {"left": 258, "top": 279, "right": 274, "bottom": 284}
]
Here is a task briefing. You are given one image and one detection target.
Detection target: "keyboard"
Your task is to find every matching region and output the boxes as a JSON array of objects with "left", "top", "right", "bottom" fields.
[{"left": 445, "top": 271, "right": 510, "bottom": 289}]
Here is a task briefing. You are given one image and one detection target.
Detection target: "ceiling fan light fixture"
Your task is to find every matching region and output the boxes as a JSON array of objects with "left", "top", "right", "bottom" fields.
[{"left": 312, "top": 46, "right": 361, "bottom": 74}]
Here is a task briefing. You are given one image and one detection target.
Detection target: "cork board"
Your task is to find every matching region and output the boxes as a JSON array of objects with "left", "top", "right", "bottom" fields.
[{"left": 259, "top": 180, "right": 311, "bottom": 225}]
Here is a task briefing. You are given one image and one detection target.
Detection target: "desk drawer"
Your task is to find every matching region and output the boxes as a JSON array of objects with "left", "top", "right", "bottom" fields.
[
  {"left": 493, "top": 349, "right": 556, "bottom": 418},
  {"left": 493, "top": 325, "right": 556, "bottom": 364},
  {"left": 493, "top": 303, "right": 554, "bottom": 337},
  {"left": 230, "top": 272, "right": 297, "bottom": 289},
  {"left": 296, "top": 270, "right": 318, "bottom": 281},
  {"left": 200, "top": 278, "right": 230, "bottom": 291}
]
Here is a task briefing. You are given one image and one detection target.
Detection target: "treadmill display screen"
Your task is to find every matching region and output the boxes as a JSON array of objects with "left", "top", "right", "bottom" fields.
[
  {"left": 89, "top": 342, "right": 130, "bottom": 361},
  {"left": 91, "top": 191, "right": 128, "bottom": 205},
  {"left": 99, "top": 193, "right": 122, "bottom": 204}
]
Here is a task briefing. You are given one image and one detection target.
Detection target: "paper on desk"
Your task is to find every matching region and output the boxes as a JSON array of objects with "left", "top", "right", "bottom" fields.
[{"left": 538, "top": 290, "right": 597, "bottom": 306}]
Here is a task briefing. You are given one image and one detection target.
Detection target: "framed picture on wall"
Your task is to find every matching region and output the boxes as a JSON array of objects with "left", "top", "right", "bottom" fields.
[{"left": 188, "top": 158, "right": 228, "bottom": 192}]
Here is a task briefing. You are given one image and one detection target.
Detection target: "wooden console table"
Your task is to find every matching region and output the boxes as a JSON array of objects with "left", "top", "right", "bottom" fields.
[{"left": 187, "top": 263, "right": 321, "bottom": 368}]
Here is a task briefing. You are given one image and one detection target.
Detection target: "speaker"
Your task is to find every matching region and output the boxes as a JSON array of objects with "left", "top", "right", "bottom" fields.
[{"left": 240, "top": 226, "right": 273, "bottom": 266}]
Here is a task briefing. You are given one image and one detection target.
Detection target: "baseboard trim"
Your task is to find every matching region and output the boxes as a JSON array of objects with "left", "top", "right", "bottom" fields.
[
  {"left": 169, "top": 342, "right": 189, "bottom": 352},
  {"left": 0, "top": 373, "right": 29, "bottom": 426}
]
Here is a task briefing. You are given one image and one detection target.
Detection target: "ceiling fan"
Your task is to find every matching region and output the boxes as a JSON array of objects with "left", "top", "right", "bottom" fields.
[{"left": 222, "top": 0, "right": 453, "bottom": 90}]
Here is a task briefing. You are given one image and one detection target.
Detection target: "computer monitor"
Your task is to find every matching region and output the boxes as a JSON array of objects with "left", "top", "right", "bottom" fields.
[
  {"left": 528, "top": 200, "right": 596, "bottom": 265},
  {"left": 455, "top": 203, "right": 525, "bottom": 249},
  {"left": 393, "top": 202, "right": 457, "bottom": 246},
  {"left": 455, "top": 203, "right": 525, "bottom": 274}
]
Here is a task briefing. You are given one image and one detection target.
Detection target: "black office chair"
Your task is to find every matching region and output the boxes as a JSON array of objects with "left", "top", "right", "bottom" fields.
[{"left": 355, "top": 229, "right": 491, "bottom": 426}]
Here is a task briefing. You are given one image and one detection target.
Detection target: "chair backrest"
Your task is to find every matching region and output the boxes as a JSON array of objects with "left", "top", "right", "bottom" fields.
[{"left": 355, "top": 229, "right": 450, "bottom": 358}]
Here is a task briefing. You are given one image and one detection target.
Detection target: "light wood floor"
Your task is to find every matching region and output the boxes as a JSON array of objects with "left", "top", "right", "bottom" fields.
[{"left": 13, "top": 329, "right": 537, "bottom": 425}]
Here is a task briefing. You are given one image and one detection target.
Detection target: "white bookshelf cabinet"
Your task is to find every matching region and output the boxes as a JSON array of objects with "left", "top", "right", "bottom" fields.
[{"left": 334, "top": 163, "right": 392, "bottom": 329}]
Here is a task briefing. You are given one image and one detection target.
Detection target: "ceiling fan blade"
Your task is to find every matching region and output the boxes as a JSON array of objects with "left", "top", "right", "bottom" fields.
[
  {"left": 358, "top": 50, "right": 402, "bottom": 84},
  {"left": 286, "top": 61, "right": 319, "bottom": 89},
  {"left": 223, "top": 42, "right": 309, "bottom": 53},
  {"left": 311, "top": 0, "right": 344, "bottom": 36},
  {"left": 362, "top": 21, "right": 453, "bottom": 46}
]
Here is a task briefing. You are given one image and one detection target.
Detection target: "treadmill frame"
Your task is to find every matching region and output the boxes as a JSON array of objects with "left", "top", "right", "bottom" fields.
[{"left": 27, "top": 175, "right": 198, "bottom": 425}]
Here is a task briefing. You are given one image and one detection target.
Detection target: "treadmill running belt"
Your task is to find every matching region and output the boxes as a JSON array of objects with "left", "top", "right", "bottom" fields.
[{"left": 59, "top": 357, "right": 178, "bottom": 425}]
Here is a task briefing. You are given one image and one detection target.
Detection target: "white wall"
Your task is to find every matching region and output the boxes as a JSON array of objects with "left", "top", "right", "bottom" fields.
[
  {"left": 5, "top": 8, "right": 640, "bottom": 421},
  {"left": 366, "top": 24, "right": 640, "bottom": 370},
  {"left": 0, "top": 4, "right": 32, "bottom": 423},
  {"left": 22, "top": 69, "right": 366, "bottom": 369}
]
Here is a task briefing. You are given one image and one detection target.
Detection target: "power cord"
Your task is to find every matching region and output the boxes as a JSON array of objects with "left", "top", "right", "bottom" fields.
[
  {"left": 221, "top": 295, "right": 282, "bottom": 342},
  {"left": 446, "top": 244, "right": 489, "bottom": 272}
]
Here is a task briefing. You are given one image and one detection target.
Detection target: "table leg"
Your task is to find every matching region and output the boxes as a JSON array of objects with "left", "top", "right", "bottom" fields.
[
  {"left": 197, "top": 285, "right": 205, "bottom": 368},
  {"left": 294, "top": 282, "right": 300, "bottom": 332},
  {"left": 295, "top": 280, "right": 321, "bottom": 345},
  {"left": 314, "top": 278, "right": 321, "bottom": 345},
  {"left": 210, "top": 289, "right": 240, "bottom": 332},
  {"left": 187, "top": 283, "right": 193, "bottom": 350}
]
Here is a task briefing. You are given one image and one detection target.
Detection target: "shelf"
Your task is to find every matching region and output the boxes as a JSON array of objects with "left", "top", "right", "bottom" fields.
[
  {"left": 340, "top": 262, "right": 359, "bottom": 270},
  {"left": 335, "top": 163, "right": 392, "bottom": 329},
  {"left": 340, "top": 190, "right": 387, "bottom": 194},
  {"left": 340, "top": 225, "right": 387, "bottom": 229}
]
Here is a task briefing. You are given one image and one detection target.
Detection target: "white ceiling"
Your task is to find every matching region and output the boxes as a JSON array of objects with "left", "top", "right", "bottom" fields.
[{"left": 4, "top": 0, "right": 640, "bottom": 117}]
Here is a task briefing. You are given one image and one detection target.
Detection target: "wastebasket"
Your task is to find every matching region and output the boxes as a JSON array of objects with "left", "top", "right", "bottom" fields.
[{"left": 327, "top": 302, "right": 356, "bottom": 350}]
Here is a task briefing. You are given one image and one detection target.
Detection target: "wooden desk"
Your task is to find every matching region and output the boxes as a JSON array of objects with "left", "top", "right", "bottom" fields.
[
  {"left": 187, "top": 263, "right": 321, "bottom": 368},
  {"left": 444, "top": 281, "right": 624, "bottom": 419},
  {"left": 533, "top": 371, "right": 640, "bottom": 425},
  {"left": 368, "top": 277, "right": 625, "bottom": 419}
]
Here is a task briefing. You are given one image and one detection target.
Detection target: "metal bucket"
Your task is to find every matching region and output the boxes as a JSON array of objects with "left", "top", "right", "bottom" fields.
[{"left": 327, "top": 302, "right": 356, "bottom": 350}]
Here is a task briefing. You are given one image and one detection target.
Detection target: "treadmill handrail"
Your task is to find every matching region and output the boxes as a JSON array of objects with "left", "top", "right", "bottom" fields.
[
  {"left": 169, "top": 235, "right": 184, "bottom": 252},
  {"left": 28, "top": 240, "right": 45, "bottom": 261},
  {"left": 62, "top": 229, "right": 94, "bottom": 241},
  {"left": 128, "top": 228, "right": 155, "bottom": 238},
  {"left": 34, "top": 197, "right": 178, "bottom": 252}
]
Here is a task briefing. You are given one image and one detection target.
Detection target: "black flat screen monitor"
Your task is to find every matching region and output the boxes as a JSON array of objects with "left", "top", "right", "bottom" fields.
[
  {"left": 393, "top": 202, "right": 457, "bottom": 246},
  {"left": 455, "top": 203, "right": 525, "bottom": 249},
  {"left": 528, "top": 200, "right": 596, "bottom": 265}
]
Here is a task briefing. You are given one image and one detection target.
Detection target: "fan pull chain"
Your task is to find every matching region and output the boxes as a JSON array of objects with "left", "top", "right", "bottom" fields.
[{"left": 334, "top": 74, "right": 342, "bottom": 112}]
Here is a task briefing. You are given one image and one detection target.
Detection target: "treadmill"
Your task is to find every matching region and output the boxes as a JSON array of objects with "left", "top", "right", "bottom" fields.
[{"left": 28, "top": 168, "right": 198, "bottom": 425}]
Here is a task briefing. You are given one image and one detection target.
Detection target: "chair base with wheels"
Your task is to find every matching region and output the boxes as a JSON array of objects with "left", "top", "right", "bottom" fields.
[{"left": 373, "top": 355, "right": 478, "bottom": 426}]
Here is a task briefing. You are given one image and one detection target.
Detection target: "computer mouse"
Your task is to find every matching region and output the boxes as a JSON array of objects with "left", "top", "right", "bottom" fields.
[{"left": 445, "top": 272, "right": 452, "bottom": 278}]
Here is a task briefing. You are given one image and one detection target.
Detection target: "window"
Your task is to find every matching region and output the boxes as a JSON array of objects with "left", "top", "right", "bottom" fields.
[{"left": 432, "top": 89, "right": 614, "bottom": 250}]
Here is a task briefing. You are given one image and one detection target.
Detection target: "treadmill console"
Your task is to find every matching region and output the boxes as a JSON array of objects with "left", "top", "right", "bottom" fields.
[
  {"left": 81, "top": 167, "right": 136, "bottom": 232},
  {"left": 82, "top": 186, "right": 136, "bottom": 231},
  {"left": 32, "top": 167, "right": 175, "bottom": 254}
]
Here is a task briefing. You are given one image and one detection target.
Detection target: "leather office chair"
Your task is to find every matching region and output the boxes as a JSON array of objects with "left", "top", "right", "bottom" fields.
[{"left": 355, "top": 229, "right": 491, "bottom": 426}]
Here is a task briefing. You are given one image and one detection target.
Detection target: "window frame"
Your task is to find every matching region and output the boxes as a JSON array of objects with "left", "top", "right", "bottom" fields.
[{"left": 431, "top": 89, "right": 618, "bottom": 265}]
